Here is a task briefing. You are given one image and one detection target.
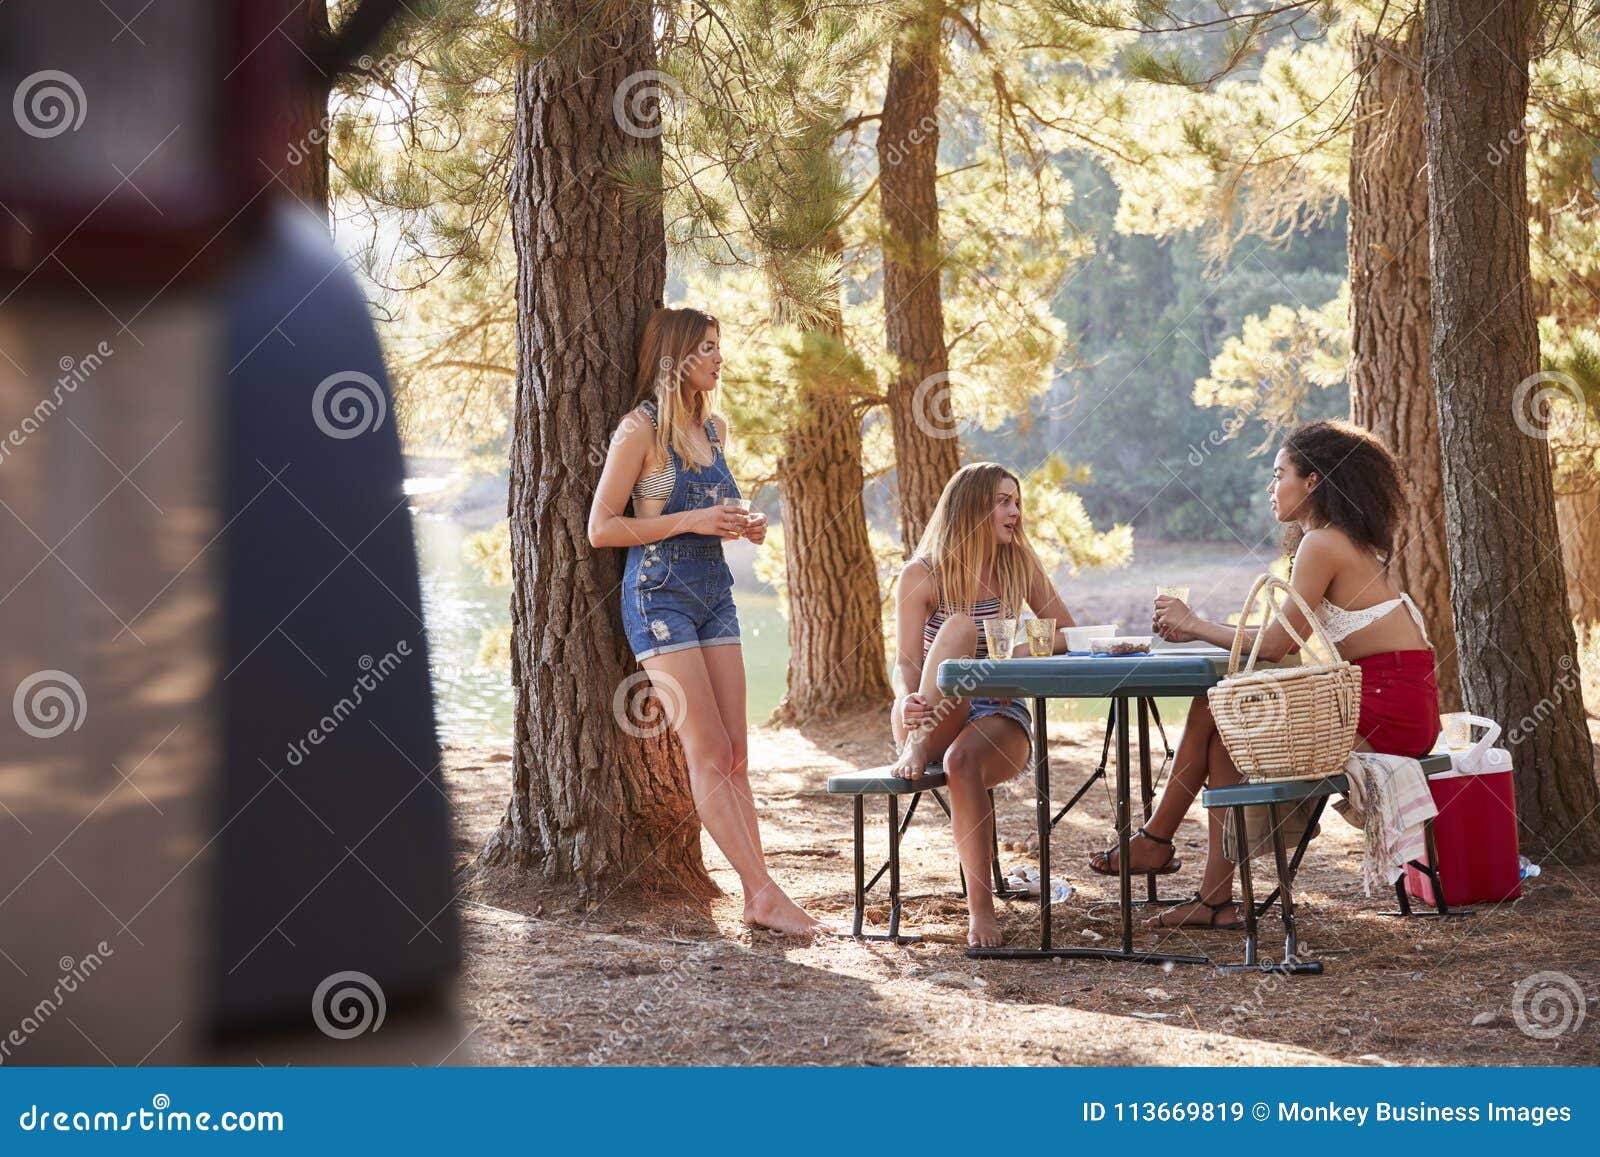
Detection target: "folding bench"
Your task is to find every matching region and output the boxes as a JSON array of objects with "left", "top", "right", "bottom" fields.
[
  {"left": 829, "top": 699, "right": 1177, "bottom": 943},
  {"left": 826, "top": 764, "right": 1018, "bottom": 943},
  {"left": 1200, "top": 751, "right": 1464, "bottom": 975}
]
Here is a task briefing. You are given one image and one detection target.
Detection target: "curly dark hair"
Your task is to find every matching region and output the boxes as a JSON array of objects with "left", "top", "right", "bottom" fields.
[{"left": 1280, "top": 420, "right": 1408, "bottom": 565}]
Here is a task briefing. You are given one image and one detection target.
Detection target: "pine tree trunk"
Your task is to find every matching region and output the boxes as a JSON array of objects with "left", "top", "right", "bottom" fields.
[
  {"left": 879, "top": 10, "right": 959, "bottom": 553},
  {"left": 282, "top": 0, "right": 332, "bottom": 213},
  {"left": 1347, "top": 25, "right": 1461, "bottom": 711},
  {"left": 482, "top": 0, "right": 713, "bottom": 897},
  {"left": 773, "top": 238, "right": 893, "bottom": 724},
  {"left": 1423, "top": 0, "right": 1600, "bottom": 860},
  {"left": 1557, "top": 486, "right": 1600, "bottom": 627}
]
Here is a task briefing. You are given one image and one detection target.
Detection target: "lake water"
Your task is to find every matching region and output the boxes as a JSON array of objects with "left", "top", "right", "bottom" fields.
[
  {"left": 413, "top": 511, "right": 791, "bottom": 743},
  {"left": 412, "top": 508, "right": 1198, "bottom": 745}
]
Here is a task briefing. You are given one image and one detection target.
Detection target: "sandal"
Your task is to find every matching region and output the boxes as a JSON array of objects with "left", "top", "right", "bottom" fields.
[
  {"left": 1088, "top": 826, "right": 1181, "bottom": 877},
  {"left": 1152, "top": 894, "right": 1244, "bottom": 931}
]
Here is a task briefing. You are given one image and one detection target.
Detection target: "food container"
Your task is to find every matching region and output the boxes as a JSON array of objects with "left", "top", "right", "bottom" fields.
[
  {"left": 1090, "top": 635, "right": 1152, "bottom": 656},
  {"left": 1064, "top": 624, "right": 1117, "bottom": 654}
]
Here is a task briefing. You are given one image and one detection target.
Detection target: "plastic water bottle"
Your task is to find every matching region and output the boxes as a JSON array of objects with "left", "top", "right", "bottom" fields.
[{"left": 1519, "top": 855, "right": 1541, "bottom": 879}]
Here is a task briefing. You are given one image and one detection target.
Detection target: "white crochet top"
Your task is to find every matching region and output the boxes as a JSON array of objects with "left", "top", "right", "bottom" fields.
[{"left": 1315, "top": 592, "right": 1432, "bottom": 646}]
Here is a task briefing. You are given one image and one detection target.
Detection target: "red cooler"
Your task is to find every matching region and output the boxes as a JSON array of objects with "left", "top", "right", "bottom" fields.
[{"left": 1406, "top": 717, "right": 1522, "bottom": 906}]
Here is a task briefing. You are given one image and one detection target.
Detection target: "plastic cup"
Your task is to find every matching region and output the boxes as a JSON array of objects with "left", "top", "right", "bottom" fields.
[
  {"left": 719, "top": 495, "right": 749, "bottom": 538},
  {"left": 983, "top": 617, "right": 1017, "bottom": 659},
  {"left": 1442, "top": 712, "right": 1473, "bottom": 751}
]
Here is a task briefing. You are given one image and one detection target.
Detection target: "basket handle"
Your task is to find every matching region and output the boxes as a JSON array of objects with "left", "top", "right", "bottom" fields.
[{"left": 1226, "top": 574, "right": 1343, "bottom": 676}]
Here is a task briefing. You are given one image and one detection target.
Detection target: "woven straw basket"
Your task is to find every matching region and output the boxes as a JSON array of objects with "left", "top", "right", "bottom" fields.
[{"left": 1206, "top": 574, "right": 1362, "bottom": 783}]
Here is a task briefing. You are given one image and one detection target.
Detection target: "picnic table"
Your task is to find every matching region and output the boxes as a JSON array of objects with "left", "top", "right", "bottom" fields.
[{"left": 936, "top": 645, "right": 1292, "bottom": 964}]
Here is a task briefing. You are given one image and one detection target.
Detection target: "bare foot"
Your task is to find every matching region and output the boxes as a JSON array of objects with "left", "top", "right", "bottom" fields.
[
  {"left": 1146, "top": 897, "right": 1242, "bottom": 930},
  {"left": 966, "top": 892, "right": 1004, "bottom": 949},
  {"left": 890, "top": 738, "right": 931, "bottom": 780},
  {"left": 742, "top": 884, "right": 831, "bottom": 938}
]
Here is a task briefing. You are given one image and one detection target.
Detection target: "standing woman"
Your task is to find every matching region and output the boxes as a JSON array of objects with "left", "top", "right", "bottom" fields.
[
  {"left": 589, "top": 307, "right": 825, "bottom": 936},
  {"left": 891, "top": 463, "right": 1078, "bottom": 947}
]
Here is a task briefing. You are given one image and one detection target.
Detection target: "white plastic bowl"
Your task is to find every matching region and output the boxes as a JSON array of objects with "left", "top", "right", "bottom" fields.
[{"left": 1064, "top": 624, "right": 1117, "bottom": 653}]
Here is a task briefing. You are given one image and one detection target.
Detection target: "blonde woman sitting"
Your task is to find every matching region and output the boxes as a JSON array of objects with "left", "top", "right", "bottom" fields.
[{"left": 890, "top": 463, "right": 1077, "bottom": 947}]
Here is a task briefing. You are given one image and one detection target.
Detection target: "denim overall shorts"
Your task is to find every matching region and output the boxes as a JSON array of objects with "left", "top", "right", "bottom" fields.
[{"left": 620, "top": 404, "right": 742, "bottom": 660}]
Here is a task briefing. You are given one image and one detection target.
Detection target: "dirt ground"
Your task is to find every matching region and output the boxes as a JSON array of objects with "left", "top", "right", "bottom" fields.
[{"left": 445, "top": 712, "right": 1600, "bottom": 1067}]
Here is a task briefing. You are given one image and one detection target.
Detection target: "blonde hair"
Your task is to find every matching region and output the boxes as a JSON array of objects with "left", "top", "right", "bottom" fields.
[
  {"left": 911, "top": 462, "right": 1044, "bottom": 619},
  {"left": 632, "top": 307, "right": 722, "bottom": 470}
]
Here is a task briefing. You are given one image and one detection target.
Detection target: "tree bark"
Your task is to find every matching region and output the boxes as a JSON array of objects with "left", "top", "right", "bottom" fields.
[
  {"left": 1347, "top": 25, "right": 1461, "bottom": 711},
  {"left": 773, "top": 239, "right": 894, "bottom": 724},
  {"left": 1557, "top": 486, "right": 1600, "bottom": 628},
  {"left": 1423, "top": 0, "right": 1600, "bottom": 859},
  {"left": 281, "top": 0, "right": 333, "bottom": 214},
  {"left": 482, "top": 0, "right": 713, "bottom": 897},
  {"left": 879, "top": 8, "right": 960, "bottom": 553}
]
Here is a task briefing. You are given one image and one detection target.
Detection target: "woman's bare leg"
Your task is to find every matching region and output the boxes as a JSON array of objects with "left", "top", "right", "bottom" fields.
[
  {"left": 1151, "top": 730, "right": 1244, "bottom": 928},
  {"left": 892, "top": 612, "right": 981, "bottom": 778},
  {"left": 942, "top": 715, "right": 1031, "bottom": 948},
  {"left": 700, "top": 644, "right": 827, "bottom": 934},
  {"left": 700, "top": 644, "right": 761, "bottom": 857},
  {"left": 1090, "top": 696, "right": 1214, "bottom": 873},
  {"left": 642, "top": 648, "right": 821, "bottom": 935}
]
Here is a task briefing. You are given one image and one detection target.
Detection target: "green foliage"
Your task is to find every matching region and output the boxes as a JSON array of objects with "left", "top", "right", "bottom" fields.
[
  {"left": 338, "top": 0, "right": 1369, "bottom": 560},
  {"left": 1021, "top": 455, "right": 1135, "bottom": 574},
  {"left": 1540, "top": 318, "right": 1600, "bottom": 494},
  {"left": 1030, "top": 153, "right": 1347, "bottom": 543},
  {"left": 331, "top": 0, "right": 519, "bottom": 458},
  {"left": 464, "top": 520, "right": 513, "bottom": 587},
  {"left": 1194, "top": 280, "right": 1349, "bottom": 449}
]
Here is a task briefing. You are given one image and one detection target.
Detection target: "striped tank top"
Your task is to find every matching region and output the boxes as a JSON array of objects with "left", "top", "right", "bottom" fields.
[
  {"left": 630, "top": 401, "right": 676, "bottom": 503},
  {"left": 923, "top": 595, "right": 1005, "bottom": 660},
  {"left": 629, "top": 400, "right": 722, "bottom": 504}
]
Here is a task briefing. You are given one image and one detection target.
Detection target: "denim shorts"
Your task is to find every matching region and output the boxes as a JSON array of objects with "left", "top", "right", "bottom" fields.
[
  {"left": 893, "top": 696, "right": 1033, "bottom": 760},
  {"left": 621, "top": 539, "right": 742, "bottom": 660},
  {"left": 970, "top": 696, "right": 1033, "bottom": 744}
]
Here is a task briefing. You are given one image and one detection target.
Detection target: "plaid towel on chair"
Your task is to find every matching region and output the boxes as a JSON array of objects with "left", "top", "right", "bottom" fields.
[{"left": 1333, "top": 752, "right": 1438, "bottom": 894}]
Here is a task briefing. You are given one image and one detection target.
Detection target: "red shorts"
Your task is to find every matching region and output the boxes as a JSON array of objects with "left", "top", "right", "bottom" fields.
[{"left": 1352, "top": 649, "right": 1441, "bottom": 758}]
